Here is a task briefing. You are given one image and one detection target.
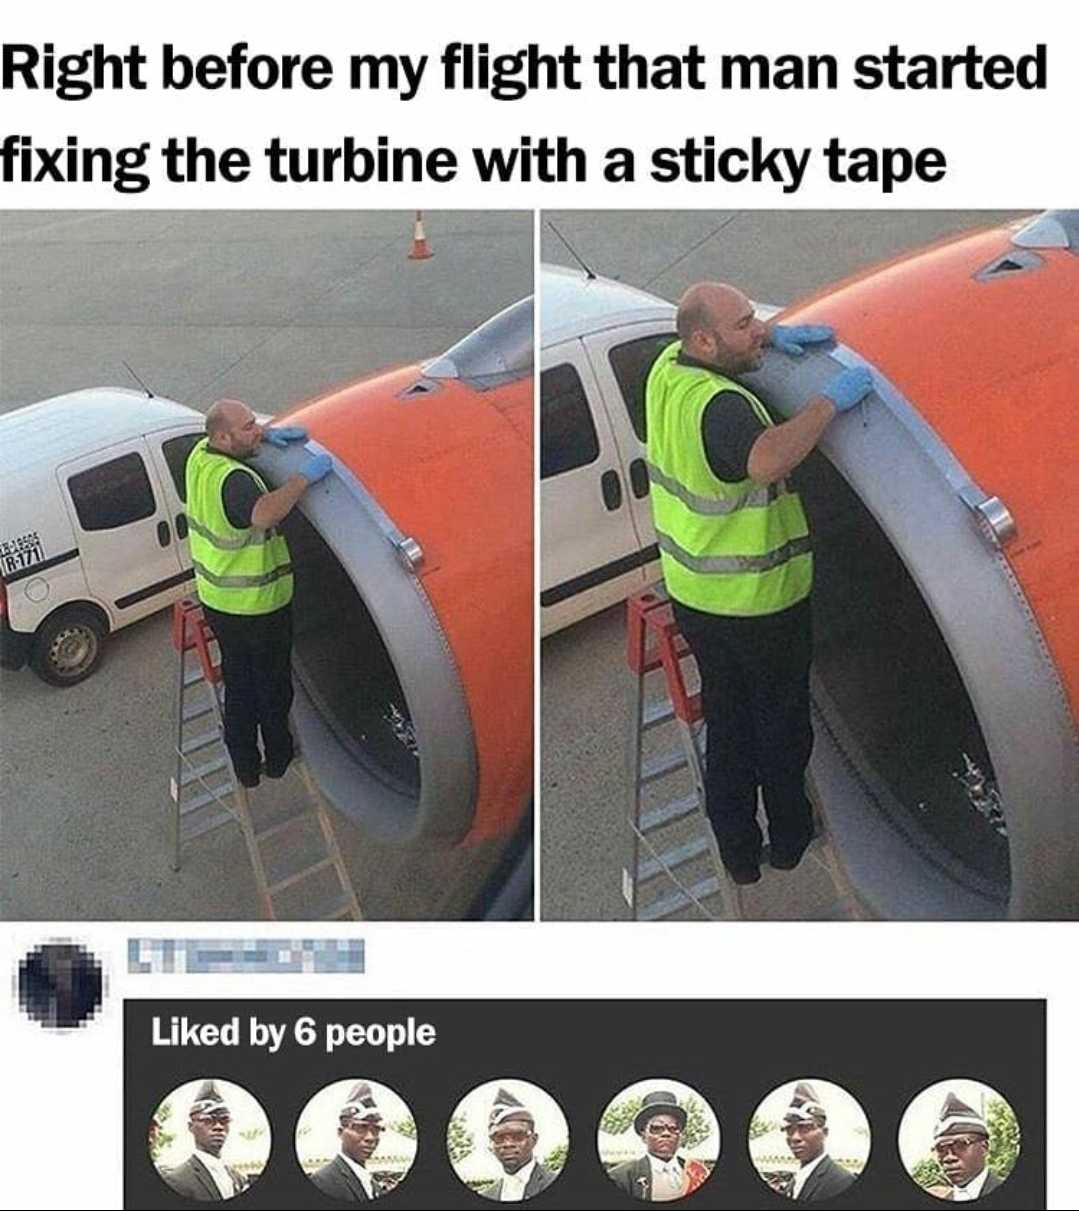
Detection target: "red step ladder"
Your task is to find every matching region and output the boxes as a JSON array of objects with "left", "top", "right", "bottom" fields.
[
  {"left": 625, "top": 588, "right": 860, "bottom": 921},
  {"left": 169, "top": 598, "right": 362, "bottom": 921}
]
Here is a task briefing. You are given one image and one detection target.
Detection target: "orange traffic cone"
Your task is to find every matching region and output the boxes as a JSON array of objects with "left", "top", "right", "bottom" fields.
[{"left": 408, "top": 210, "right": 433, "bottom": 260}]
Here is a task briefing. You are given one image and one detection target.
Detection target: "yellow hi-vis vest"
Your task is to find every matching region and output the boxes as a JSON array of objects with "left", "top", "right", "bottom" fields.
[
  {"left": 184, "top": 438, "right": 294, "bottom": 615},
  {"left": 644, "top": 341, "right": 812, "bottom": 616}
]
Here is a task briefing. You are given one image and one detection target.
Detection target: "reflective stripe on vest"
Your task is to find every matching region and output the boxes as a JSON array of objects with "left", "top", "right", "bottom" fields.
[
  {"left": 184, "top": 437, "right": 294, "bottom": 615},
  {"left": 186, "top": 515, "right": 275, "bottom": 549},
  {"left": 644, "top": 341, "right": 812, "bottom": 616}
]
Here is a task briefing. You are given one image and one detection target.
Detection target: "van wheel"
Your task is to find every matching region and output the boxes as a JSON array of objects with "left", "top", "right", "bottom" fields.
[{"left": 30, "top": 608, "right": 107, "bottom": 687}]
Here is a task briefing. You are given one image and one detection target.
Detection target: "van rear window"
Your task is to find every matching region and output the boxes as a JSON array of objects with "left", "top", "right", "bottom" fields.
[
  {"left": 608, "top": 332, "right": 678, "bottom": 441},
  {"left": 541, "top": 362, "right": 599, "bottom": 479},
  {"left": 68, "top": 452, "right": 156, "bottom": 531},
  {"left": 162, "top": 433, "right": 203, "bottom": 502}
]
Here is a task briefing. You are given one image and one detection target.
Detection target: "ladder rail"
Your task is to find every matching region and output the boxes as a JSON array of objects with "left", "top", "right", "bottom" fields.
[{"left": 296, "top": 760, "right": 363, "bottom": 922}]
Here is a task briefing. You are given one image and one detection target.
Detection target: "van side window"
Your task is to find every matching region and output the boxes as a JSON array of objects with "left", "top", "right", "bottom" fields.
[
  {"left": 608, "top": 333, "right": 678, "bottom": 441},
  {"left": 162, "top": 433, "right": 203, "bottom": 502},
  {"left": 68, "top": 452, "right": 156, "bottom": 531},
  {"left": 541, "top": 362, "right": 599, "bottom": 480}
]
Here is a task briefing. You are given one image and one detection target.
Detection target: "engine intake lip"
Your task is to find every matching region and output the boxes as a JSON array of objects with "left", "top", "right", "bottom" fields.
[
  {"left": 744, "top": 344, "right": 1079, "bottom": 920},
  {"left": 252, "top": 440, "right": 478, "bottom": 847}
]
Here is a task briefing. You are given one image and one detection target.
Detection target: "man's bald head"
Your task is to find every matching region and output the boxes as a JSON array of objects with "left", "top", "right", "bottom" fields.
[
  {"left": 205, "top": 398, "right": 262, "bottom": 457},
  {"left": 676, "top": 282, "right": 767, "bottom": 374}
]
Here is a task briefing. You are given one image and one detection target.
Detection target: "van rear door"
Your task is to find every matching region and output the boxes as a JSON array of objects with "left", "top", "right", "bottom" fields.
[
  {"left": 580, "top": 324, "right": 678, "bottom": 586},
  {"left": 145, "top": 427, "right": 204, "bottom": 580},
  {"left": 57, "top": 438, "right": 192, "bottom": 628}
]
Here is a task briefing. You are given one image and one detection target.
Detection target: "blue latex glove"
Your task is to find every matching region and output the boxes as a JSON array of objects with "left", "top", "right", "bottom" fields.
[
  {"left": 770, "top": 323, "right": 835, "bottom": 357},
  {"left": 299, "top": 451, "right": 333, "bottom": 484},
  {"left": 821, "top": 366, "right": 875, "bottom": 413},
  {"left": 262, "top": 424, "right": 308, "bottom": 448}
]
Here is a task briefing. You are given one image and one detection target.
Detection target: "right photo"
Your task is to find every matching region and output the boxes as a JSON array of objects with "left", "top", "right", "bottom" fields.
[{"left": 540, "top": 209, "right": 1079, "bottom": 922}]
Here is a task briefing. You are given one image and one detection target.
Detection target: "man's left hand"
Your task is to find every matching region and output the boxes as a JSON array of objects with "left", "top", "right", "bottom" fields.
[
  {"left": 770, "top": 324, "right": 835, "bottom": 357},
  {"left": 262, "top": 425, "right": 308, "bottom": 447}
]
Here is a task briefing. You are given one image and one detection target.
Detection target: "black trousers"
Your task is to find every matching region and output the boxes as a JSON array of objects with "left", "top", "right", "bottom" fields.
[
  {"left": 202, "top": 603, "right": 294, "bottom": 779},
  {"left": 672, "top": 597, "right": 815, "bottom": 872}
]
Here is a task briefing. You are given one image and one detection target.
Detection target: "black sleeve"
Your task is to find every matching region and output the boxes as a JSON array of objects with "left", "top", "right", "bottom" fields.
[
  {"left": 221, "top": 468, "right": 263, "bottom": 529},
  {"left": 700, "top": 390, "right": 767, "bottom": 483}
]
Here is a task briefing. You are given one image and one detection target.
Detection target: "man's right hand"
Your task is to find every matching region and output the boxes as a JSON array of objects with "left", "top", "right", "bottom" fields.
[
  {"left": 821, "top": 366, "right": 875, "bottom": 413},
  {"left": 299, "top": 451, "right": 333, "bottom": 484}
]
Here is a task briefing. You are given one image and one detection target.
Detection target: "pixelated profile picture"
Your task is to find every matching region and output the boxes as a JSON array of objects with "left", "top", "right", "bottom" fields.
[
  {"left": 898, "top": 1078, "right": 1020, "bottom": 1201},
  {"left": 447, "top": 1078, "right": 569, "bottom": 1201},
  {"left": 17, "top": 940, "right": 104, "bottom": 1028},
  {"left": 749, "top": 1078, "right": 870, "bottom": 1201},
  {"left": 598, "top": 1077, "right": 720, "bottom": 1203},
  {"left": 296, "top": 1078, "right": 418, "bottom": 1201},
  {"left": 150, "top": 1078, "right": 271, "bottom": 1201}
]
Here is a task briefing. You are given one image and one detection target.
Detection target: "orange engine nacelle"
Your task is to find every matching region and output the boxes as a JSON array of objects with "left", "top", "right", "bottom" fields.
[
  {"left": 743, "top": 211, "right": 1079, "bottom": 919},
  {"left": 253, "top": 298, "right": 533, "bottom": 847},
  {"left": 785, "top": 216, "right": 1079, "bottom": 718}
]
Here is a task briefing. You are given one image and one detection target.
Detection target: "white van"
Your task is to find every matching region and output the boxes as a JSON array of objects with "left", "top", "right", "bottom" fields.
[
  {"left": 540, "top": 265, "right": 673, "bottom": 635},
  {"left": 0, "top": 388, "right": 204, "bottom": 685}
]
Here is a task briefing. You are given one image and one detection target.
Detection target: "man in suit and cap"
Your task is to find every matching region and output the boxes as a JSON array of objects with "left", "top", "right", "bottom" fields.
[
  {"left": 158, "top": 1081, "right": 248, "bottom": 1201},
  {"left": 480, "top": 1087, "right": 559, "bottom": 1201},
  {"left": 607, "top": 1090, "right": 709, "bottom": 1201},
  {"left": 926, "top": 1091, "right": 1004, "bottom": 1201},
  {"left": 780, "top": 1082, "right": 857, "bottom": 1201},
  {"left": 309, "top": 1081, "right": 388, "bottom": 1201}
]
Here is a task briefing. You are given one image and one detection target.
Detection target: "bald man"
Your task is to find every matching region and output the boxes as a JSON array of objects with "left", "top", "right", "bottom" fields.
[
  {"left": 185, "top": 399, "right": 331, "bottom": 788},
  {"left": 644, "top": 283, "right": 872, "bottom": 883}
]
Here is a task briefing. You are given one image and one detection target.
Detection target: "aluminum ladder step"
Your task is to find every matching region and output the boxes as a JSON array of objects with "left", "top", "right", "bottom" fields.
[
  {"left": 177, "top": 755, "right": 231, "bottom": 789},
  {"left": 640, "top": 793, "right": 701, "bottom": 834},
  {"left": 639, "top": 875, "right": 724, "bottom": 921},
  {"left": 641, "top": 699, "right": 676, "bottom": 730},
  {"left": 638, "top": 836, "right": 712, "bottom": 882},
  {"left": 255, "top": 811, "right": 314, "bottom": 846},
  {"left": 639, "top": 749, "right": 688, "bottom": 786},
  {"left": 180, "top": 729, "right": 226, "bottom": 757},
  {"left": 267, "top": 856, "right": 336, "bottom": 897}
]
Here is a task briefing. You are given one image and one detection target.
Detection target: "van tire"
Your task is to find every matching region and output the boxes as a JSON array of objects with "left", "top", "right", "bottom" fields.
[{"left": 30, "top": 607, "right": 107, "bottom": 687}]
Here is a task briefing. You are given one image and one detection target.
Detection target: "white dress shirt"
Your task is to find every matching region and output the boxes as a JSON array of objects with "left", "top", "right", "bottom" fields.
[
  {"left": 194, "top": 1147, "right": 240, "bottom": 1199},
  {"left": 340, "top": 1149, "right": 376, "bottom": 1199},
  {"left": 791, "top": 1150, "right": 828, "bottom": 1200},
  {"left": 499, "top": 1158, "right": 536, "bottom": 1201},
  {"left": 648, "top": 1153, "right": 686, "bottom": 1201},
  {"left": 949, "top": 1165, "right": 989, "bottom": 1201}
]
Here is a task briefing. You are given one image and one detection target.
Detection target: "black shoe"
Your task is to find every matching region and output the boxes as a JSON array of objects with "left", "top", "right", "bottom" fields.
[
  {"left": 770, "top": 839, "right": 812, "bottom": 871},
  {"left": 235, "top": 767, "right": 261, "bottom": 789},
  {"left": 726, "top": 864, "right": 762, "bottom": 886},
  {"left": 263, "top": 752, "right": 294, "bottom": 780}
]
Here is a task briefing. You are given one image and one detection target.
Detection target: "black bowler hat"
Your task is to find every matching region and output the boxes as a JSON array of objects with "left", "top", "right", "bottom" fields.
[{"left": 634, "top": 1090, "right": 687, "bottom": 1135}]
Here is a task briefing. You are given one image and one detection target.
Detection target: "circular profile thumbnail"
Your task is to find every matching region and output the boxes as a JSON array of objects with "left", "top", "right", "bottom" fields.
[
  {"left": 447, "top": 1078, "right": 569, "bottom": 1200},
  {"left": 749, "top": 1078, "right": 869, "bottom": 1201},
  {"left": 598, "top": 1078, "right": 720, "bottom": 1202},
  {"left": 150, "top": 1078, "right": 270, "bottom": 1201},
  {"left": 296, "top": 1078, "right": 418, "bottom": 1201},
  {"left": 17, "top": 940, "right": 104, "bottom": 1029},
  {"left": 899, "top": 1078, "right": 1019, "bottom": 1201}
]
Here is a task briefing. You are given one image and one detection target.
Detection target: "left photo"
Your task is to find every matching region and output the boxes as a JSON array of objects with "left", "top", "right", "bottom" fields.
[{"left": 0, "top": 209, "right": 534, "bottom": 921}]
